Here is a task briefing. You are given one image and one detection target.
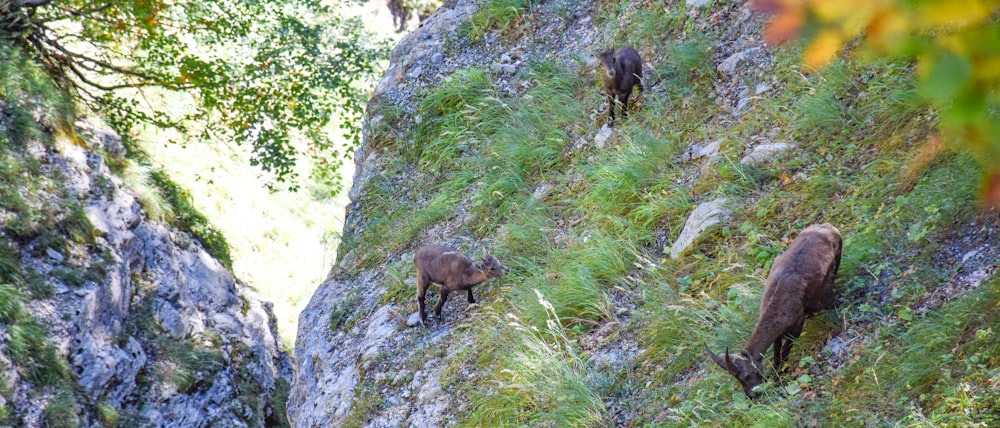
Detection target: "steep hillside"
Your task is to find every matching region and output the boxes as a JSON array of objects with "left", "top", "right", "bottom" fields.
[
  {"left": 0, "top": 41, "right": 291, "bottom": 426},
  {"left": 291, "top": 0, "right": 999, "bottom": 426}
]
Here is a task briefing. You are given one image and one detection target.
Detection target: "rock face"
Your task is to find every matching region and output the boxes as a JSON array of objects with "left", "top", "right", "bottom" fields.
[
  {"left": 290, "top": 0, "right": 610, "bottom": 426},
  {"left": 0, "top": 111, "right": 291, "bottom": 426}
]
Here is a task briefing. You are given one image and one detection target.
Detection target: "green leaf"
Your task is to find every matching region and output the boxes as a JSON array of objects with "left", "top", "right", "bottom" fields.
[{"left": 918, "top": 52, "right": 973, "bottom": 105}]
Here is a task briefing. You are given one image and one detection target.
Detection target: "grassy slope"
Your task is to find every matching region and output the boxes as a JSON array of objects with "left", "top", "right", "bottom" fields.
[{"left": 344, "top": 0, "right": 999, "bottom": 426}]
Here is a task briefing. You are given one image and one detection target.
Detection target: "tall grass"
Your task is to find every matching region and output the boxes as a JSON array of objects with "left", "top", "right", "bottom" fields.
[
  {"left": 0, "top": 285, "right": 69, "bottom": 386},
  {"left": 467, "top": 291, "right": 608, "bottom": 427},
  {"left": 339, "top": 1, "right": 999, "bottom": 425},
  {"left": 459, "top": 0, "right": 538, "bottom": 42}
]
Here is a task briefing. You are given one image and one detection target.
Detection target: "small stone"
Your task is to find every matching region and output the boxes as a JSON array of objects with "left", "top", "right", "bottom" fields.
[
  {"left": 718, "top": 48, "right": 763, "bottom": 77},
  {"left": 740, "top": 142, "right": 797, "bottom": 166},
  {"left": 46, "top": 248, "right": 65, "bottom": 262},
  {"left": 670, "top": 198, "right": 730, "bottom": 259},
  {"left": 682, "top": 139, "right": 721, "bottom": 162},
  {"left": 405, "top": 65, "right": 423, "bottom": 80},
  {"left": 755, "top": 82, "right": 773, "bottom": 95},
  {"left": 594, "top": 124, "right": 614, "bottom": 149},
  {"left": 736, "top": 97, "right": 752, "bottom": 110},
  {"left": 406, "top": 312, "right": 422, "bottom": 327}
]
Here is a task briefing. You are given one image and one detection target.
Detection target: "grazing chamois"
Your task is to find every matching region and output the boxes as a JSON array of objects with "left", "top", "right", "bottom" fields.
[
  {"left": 595, "top": 46, "right": 643, "bottom": 125},
  {"left": 414, "top": 245, "right": 509, "bottom": 325},
  {"left": 706, "top": 223, "right": 841, "bottom": 398}
]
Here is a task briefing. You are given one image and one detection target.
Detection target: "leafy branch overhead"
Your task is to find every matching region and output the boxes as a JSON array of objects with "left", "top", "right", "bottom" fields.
[
  {"left": 753, "top": 0, "right": 1000, "bottom": 206},
  {"left": 0, "top": 0, "right": 387, "bottom": 191}
]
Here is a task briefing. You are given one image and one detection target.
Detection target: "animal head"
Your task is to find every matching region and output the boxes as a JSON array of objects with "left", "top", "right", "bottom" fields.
[
  {"left": 706, "top": 345, "right": 765, "bottom": 399},
  {"left": 481, "top": 250, "right": 509, "bottom": 278},
  {"left": 595, "top": 47, "right": 617, "bottom": 78}
]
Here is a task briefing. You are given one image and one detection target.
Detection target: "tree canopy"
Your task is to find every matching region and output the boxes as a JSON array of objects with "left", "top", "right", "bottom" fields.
[
  {"left": 1, "top": 0, "right": 387, "bottom": 192},
  {"left": 753, "top": 0, "right": 1000, "bottom": 207}
]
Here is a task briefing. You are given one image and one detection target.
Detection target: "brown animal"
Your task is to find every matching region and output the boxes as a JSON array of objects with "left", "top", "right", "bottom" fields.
[
  {"left": 706, "top": 223, "right": 842, "bottom": 398},
  {"left": 387, "top": 0, "right": 410, "bottom": 32},
  {"left": 595, "top": 45, "right": 643, "bottom": 125},
  {"left": 414, "top": 245, "right": 509, "bottom": 325}
]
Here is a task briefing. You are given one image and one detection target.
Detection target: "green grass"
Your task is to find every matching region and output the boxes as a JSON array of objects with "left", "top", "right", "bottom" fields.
[
  {"left": 458, "top": 0, "right": 538, "bottom": 42},
  {"left": 43, "top": 390, "right": 80, "bottom": 428},
  {"left": 466, "top": 296, "right": 609, "bottom": 427},
  {"left": 0, "top": 39, "right": 75, "bottom": 147},
  {"left": 0, "top": 284, "right": 69, "bottom": 386},
  {"left": 97, "top": 402, "right": 120, "bottom": 427},
  {"left": 147, "top": 170, "right": 233, "bottom": 271},
  {"left": 336, "top": 0, "right": 1000, "bottom": 425}
]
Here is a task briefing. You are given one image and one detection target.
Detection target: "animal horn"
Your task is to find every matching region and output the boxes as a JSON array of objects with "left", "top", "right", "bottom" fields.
[
  {"left": 724, "top": 346, "right": 737, "bottom": 372},
  {"left": 705, "top": 344, "right": 726, "bottom": 368}
]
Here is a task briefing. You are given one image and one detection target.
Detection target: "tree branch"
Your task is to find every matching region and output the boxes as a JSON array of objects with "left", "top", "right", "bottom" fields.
[
  {"left": 41, "top": 35, "right": 156, "bottom": 80},
  {"left": 17, "top": 0, "right": 53, "bottom": 7},
  {"left": 37, "top": 3, "right": 112, "bottom": 23}
]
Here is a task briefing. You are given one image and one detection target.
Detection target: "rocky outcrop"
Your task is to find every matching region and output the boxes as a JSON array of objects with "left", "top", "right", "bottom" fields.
[
  {"left": 290, "top": 0, "right": 609, "bottom": 426},
  {"left": 0, "top": 107, "right": 291, "bottom": 426}
]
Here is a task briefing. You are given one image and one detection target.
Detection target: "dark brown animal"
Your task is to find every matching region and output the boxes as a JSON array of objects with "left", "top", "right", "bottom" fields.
[
  {"left": 414, "top": 245, "right": 509, "bottom": 325},
  {"left": 595, "top": 46, "right": 643, "bottom": 125},
  {"left": 387, "top": 0, "right": 410, "bottom": 32},
  {"left": 706, "top": 223, "right": 841, "bottom": 398}
]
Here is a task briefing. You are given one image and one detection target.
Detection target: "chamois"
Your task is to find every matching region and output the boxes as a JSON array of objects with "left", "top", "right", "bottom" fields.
[
  {"left": 595, "top": 45, "right": 643, "bottom": 125},
  {"left": 706, "top": 223, "right": 842, "bottom": 398},
  {"left": 414, "top": 245, "right": 509, "bottom": 325}
]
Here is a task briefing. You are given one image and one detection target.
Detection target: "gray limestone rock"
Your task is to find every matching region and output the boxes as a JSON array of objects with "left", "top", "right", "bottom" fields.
[
  {"left": 670, "top": 198, "right": 730, "bottom": 259},
  {"left": 740, "top": 142, "right": 797, "bottom": 166}
]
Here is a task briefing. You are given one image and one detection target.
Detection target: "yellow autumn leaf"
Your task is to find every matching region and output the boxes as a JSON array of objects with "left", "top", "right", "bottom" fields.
[
  {"left": 866, "top": 9, "right": 911, "bottom": 53},
  {"left": 810, "top": 0, "right": 883, "bottom": 35},
  {"left": 917, "top": 0, "right": 997, "bottom": 27},
  {"left": 804, "top": 30, "right": 844, "bottom": 70},
  {"left": 972, "top": 57, "right": 1000, "bottom": 80},
  {"left": 762, "top": 4, "right": 805, "bottom": 46},
  {"left": 983, "top": 168, "right": 1000, "bottom": 208}
]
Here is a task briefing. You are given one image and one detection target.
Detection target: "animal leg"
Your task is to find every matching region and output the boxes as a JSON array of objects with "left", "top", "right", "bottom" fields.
[
  {"left": 778, "top": 318, "right": 806, "bottom": 371},
  {"left": 619, "top": 93, "right": 631, "bottom": 119},
  {"left": 434, "top": 289, "right": 451, "bottom": 319},
  {"left": 772, "top": 337, "right": 785, "bottom": 373},
  {"left": 467, "top": 289, "right": 476, "bottom": 304},
  {"left": 608, "top": 94, "right": 617, "bottom": 124},
  {"left": 417, "top": 274, "right": 429, "bottom": 325}
]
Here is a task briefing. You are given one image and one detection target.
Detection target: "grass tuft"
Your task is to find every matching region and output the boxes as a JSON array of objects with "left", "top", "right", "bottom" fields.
[{"left": 468, "top": 291, "right": 609, "bottom": 427}]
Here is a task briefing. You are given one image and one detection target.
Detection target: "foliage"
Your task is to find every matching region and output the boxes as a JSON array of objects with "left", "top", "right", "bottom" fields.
[
  {"left": 43, "top": 390, "right": 80, "bottom": 428},
  {"left": 752, "top": 0, "right": 1000, "bottom": 206},
  {"left": 460, "top": 0, "right": 538, "bottom": 41},
  {"left": 468, "top": 292, "right": 609, "bottom": 427},
  {"left": 329, "top": 291, "right": 361, "bottom": 332},
  {"left": 0, "top": 0, "right": 387, "bottom": 192},
  {"left": 157, "top": 336, "right": 226, "bottom": 394},
  {"left": 148, "top": 170, "right": 233, "bottom": 270},
  {"left": 334, "top": 0, "right": 1000, "bottom": 425},
  {"left": 0, "top": 284, "right": 69, "bottom": 386}
]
